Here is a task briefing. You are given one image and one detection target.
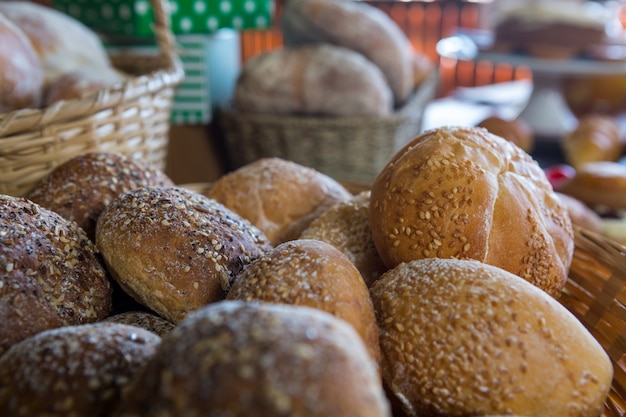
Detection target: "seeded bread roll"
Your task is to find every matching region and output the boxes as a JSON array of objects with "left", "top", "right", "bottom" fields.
[
  {"left": 0, "top": 195, "right": 112, "bottom": 356},
  {"left": 113, "top": 301, "right": 391, "bottom": 417},
  {"left": 557, "top": 161, "right": 626, "bottom": 211},
  {"left": 96, "top": 186, "right": 272, "bottom": 323},
  {"left": 370, "top": 126, "right": 574, "bottom": 297},
  {"left": 0, "top": 322, "right": 161, "bottom": 417},
  {"left": 281, "top": 0, "right": 415, "bottom": 106},
  {"left": 103, "top": 311, "right": 176, "bottom": 337},
  {"left": 207, "top": 158, "right": 352, "bottom": 246},
  {"left": 299, "top": 191, "right": 387, "bottom": 286},
  {"left": 226, "top": 239, "right": 381, "bottom": 365},
  {"left": 370, "top": 258, "right": 613, "bottom": 417},
  {"left": 27, "top": 152, "right": 174, "bottom": 241}
]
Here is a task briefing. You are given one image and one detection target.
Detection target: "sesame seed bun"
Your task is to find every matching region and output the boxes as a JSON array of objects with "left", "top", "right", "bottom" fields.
[
  {"left": 113, "top": 301, "right": 391, "bottom": 417},
  {"left": 370, "top": 126, "right": 574, "bottom": 297},
  {"left": 226, "top": 239, "right": 381, "bottom": 365},
  {"left": 95, "top": 186, "right": 272, "bottom": 323},
  {"left": 370, "top": 258, "right": 613, "bottom": 417},
  {"left": 0, "top": 194, "right": 112, "bottom": 356}
]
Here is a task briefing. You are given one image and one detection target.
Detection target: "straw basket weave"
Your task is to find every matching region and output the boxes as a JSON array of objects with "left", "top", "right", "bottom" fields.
[
  {"left": 0, "top": 0, "right": 184, "bottom": 197},
  {"left": 218, "top": 71, "right": 438, "bottom": 184}
]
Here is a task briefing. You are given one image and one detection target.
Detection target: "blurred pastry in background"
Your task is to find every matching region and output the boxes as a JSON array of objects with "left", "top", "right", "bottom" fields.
[
  {"left": 564, "top": 74, "right": 626, "bottom": 117},
  {"left": 561, "top": 114, "right": 623, "bottom": 169},
  {"left": 476, "top": 115, "right": 534, "bottom": 152}
]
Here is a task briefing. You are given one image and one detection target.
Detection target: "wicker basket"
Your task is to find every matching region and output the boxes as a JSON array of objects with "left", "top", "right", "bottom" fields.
[
  {"left": 218, "top": 71, "right": 438, "bottom": 184},
  {"left": 0, "top": 0, "right": 184, "bottom": 197}
]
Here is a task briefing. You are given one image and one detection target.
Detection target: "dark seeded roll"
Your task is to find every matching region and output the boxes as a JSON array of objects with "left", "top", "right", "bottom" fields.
[
  {"left": 27, "top": 152, "right": 174, "bottom": 241},
  {"left": 0, "top": 322, "right": 161, "bottom": 417},
  {"left": 103, "top": 311, "right": 176, "bottom": 337},
  {"left": 96, "top": 186, "right": 272, "bottom": 323},
  {"left": 113, "top": 301, "right": 391, "bottom": 417},
  {"left": 0, "top": 194, "right": 112, "bottom": 356}
]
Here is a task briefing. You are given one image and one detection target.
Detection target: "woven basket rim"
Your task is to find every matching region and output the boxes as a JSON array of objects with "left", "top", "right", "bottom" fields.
[{"left": 0, "top": 0, "right": 184, "bottom": 138}]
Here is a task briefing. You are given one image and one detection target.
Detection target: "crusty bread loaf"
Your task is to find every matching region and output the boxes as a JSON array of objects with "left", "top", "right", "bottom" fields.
[
  {"left": 226, "top": 239, "right": 381, "bottom": 365},
  {"left": 370, "top": 258, "right": 613, "bottom": 417},
  {"left": 95, "top": 186, "right": 272, "bottom": 323},
  {"left": 113, "top": 301, "right": 391, "bottom": 417},
  {"left": 282, "top": 0, "right": 415, "bottom": 106},
  {"left": 207, "top": 158, "right": 352, "bottom": 245},
  {"left": 0, "top": 195, "right": 112, "bottom": 356},
  {"left": 370, "top": 126, "right": 574, "bottom": 297},
  {"left": 557, "top": 161, "right": 626, "bottom": 211},
  {"left": 0, "top": 11, "right": 44, "bottom": 111},
  {"left": 27, "top": 152, "right": 174, "bottom": 242},
  {"left": 44, "top": 66, "right": 127, "bottom": 105},
  {"left": 0, "top": 1, "right": 111, "bottom": 84},
  {"left": 299, "top": 191, "right": 387, "bottom": 286},
  {"left": 562, "top": 114, "right": 623, "bottom": 169},
  {"left": 477, "top": 115, "right": 534, "bottom": 153},
  {"left": 0, "top": 322, "right": 161, "bottom": 417},
  {"left": 234, "top": 44, "right": 393, "bottom": 116}
]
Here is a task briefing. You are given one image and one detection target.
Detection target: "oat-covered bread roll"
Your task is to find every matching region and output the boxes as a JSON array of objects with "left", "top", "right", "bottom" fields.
[
  {"left": 27, "top": 152, "right": 174, "bottom": 241},
  {"left": 0, "top": 195, "right": 112, "bottom": 355},
  {"left": 299, "top": 191, "right": 387, "bottom": 286},
  {"left": 282, "top": 0, "right": 415, "bottom": 106},
  {"left": 113, "top": 301, "right": 391, "bottom": 417},
  {"left": 234, "top": 44, "right": 393, "bottom": 116},
  {"left": 0, "top": 322, "right": 161, "bottom": 417},
  {"left": 96, "top": 186, "right": 272, "bottom": 323},
  {"left": 370, "top": 258, "right": 613, "bottom": 417},
  {"left": 226, "top": 239, "right": 381, "bottom": 364},
  {"left": 207, "top": 158, "right": 352, "bottom": 246},
  {"left": 370, "top": 126, "right": 574, "bottom": 297},
  {"left": 562, "top": 114, "right": 623, "bottom": 168}
]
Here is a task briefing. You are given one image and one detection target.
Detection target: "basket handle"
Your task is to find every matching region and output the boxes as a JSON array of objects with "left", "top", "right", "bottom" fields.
[{"left": 150, "top": 0, "right": 181, "bottom": 73}]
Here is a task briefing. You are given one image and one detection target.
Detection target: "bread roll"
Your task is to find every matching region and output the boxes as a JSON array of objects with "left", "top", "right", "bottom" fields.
[
  {"left": 0, "top": 1, "right": 111, "bottom": 83},
  {"left": 477, "top": 115, "right": 534, "bottom": 153},
  {"left": 282, "top": 0, "right": 415, "bottom": 105},
  {"left": 234, "top": 44, "right": 393, "bottom": 116},
  {"left": 103, "top": 311, "right": 176, "bottom": 337},
  {"left": 0, "top": 11, "right": 44, "bottom": 111},
  {"left": 207, "top": 157, "right": 352, "bottom": 245},
  {"left": 556, "top": 192, "right": 604, "bottom": 234},
  {"left": 557, "top": 161, "right": 626, "bottom": 211},
  {"left": 370, "top": 126, "right": 574, "bottom": 297},
  {"left": 27, "top": 152, "right": 174, "bottom": 241},
  {"left": 0, "top": 195, "right": 112, "bottom": 356},
  {"left": 95, "top": 186, "right": 272, "bottom": 323},
  {"left": 370, "top": 258, "right": 613, "bottom": 417},
  {"left": 562, "top": 114, "right": 623, "bottom": 168},
  {"left": 226, "top": 239, "right": 381, "bottom": 364},
  {"left": 0, "top": 322, "right": 161, "bottom": 417},
  {"left": 113, "top": 301, "right": 391, "bottom": 417},
  {"left": 299, "top": 191, "right": 387, "bottom": 286},
  {"left": 44, "top": 66, "right": 127, "bottom": 105}
]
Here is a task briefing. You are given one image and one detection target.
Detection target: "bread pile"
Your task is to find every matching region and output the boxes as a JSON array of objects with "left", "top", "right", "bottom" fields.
[
  {"left": 0, "top": 1, "right": 125, "bottom": 113},
  {"left": 233, "top": 0, "right": 432, "bottom": 117},
  {"left": 0, "top": 123, "right": 616, "bottom": 416}
]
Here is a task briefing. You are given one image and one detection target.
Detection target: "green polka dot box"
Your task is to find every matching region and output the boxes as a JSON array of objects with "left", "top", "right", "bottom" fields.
[{"left": 52, "top": 0, "right": 274, "bottom": 36}]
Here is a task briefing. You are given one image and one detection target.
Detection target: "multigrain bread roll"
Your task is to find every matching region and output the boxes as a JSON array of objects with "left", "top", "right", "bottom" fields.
[
  {"left": 207, "top": 158, "right": 352, "bottom": 245},
  {"left": 103, "top": 311, "right": 176, "bottom": 337},
  {"left": 282, "top": 0, "right": 415, "bottom": 106},
  {"left": 113, "top": 301, "right": 391, "bottom": 417},
  {"left": 234, "top": 44, "right": 393, "bottom": 116},
  {"left": 0, "top": 195, "right": 112, "bottom": 356},
  {"left": 0, "top": 11, "right": 44, "bottom": 112},
  {"left": 299, "top": 191, "right": 387, "bottom": 286},
  {"left": 226, "top": 239, "right": 381, "bottom": 365},
  {"left": 477, "top": 115, "right": 534, "bottom": 153},
  {"left": 0, "top": 322, "right": 161, "bottom": 417},
  {"left": 0, "top": 1, "right": 111, "bottom": 84},
  {"left": 96, "top": 186, "right": 272, "bottom": 323},
  {"left": 562, "top": 114, "right": 623, "bottom": 168},
  {"left": 370, "top": 258, "right": 613, "bottom": 417},
  {"left": 557, "top": 161, "right": 626, "bottom": 211},
  {"left": 27, "top": 152, "right": 174, "bottom": 241},
  {"left": 370, "top": 126, "right": 574, "bottom": 297}
]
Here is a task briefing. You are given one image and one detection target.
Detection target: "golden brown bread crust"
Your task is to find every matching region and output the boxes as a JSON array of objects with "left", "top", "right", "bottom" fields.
[
  {"left": 477, "top": 116, "right": 534, "bottom": 153},
  {"left": 562, "top": 114, "right": 623, "bottom": 168},
  {"left": 557, "top": 161, "right": 626, "bottom": 211},
  {"left": 555, "top": 192, "right": 604, "bottom": 234},
  {"left": 0, "top": 322, "right": 161, "bottom": 417},
  {"left": 0, "top": 12, "right": 44, "bottom": 112},
  {"left": 299, "top": 191, "right": 387, "bottom": 286},
  {"left": 95, "top": 186, "right": 272, "bottom": 323},
  {"left": 207, "top": 158, "right": 352, "bottom": 246},
  {"left": 370, "top": 258, "right": 613, "bottom": 417},
  {"left": 27, "top": 152, "right": 174, "bottom": 241},
  {"left": 113, "top": 301, "right": 391, "bottom": 417},
  {"left": 370, "top": 126, "right": 574, "bottom": 297},
  {"left": 0, "top": 195, "right": 112, "bottom": 356},
  {"left": 226, "top": 239, "right": 381, "bottom": 365},
  {"left": 103, "top": 311, "right": 176, "bottom": 337}
]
